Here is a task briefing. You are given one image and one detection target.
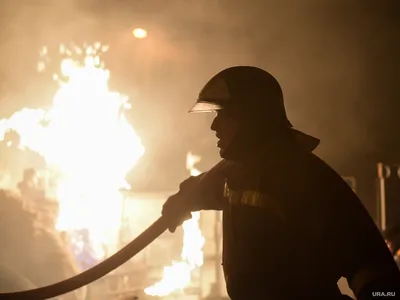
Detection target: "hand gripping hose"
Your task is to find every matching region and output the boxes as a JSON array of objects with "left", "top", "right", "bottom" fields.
[{"left": 0, "top": 215, "right": 170, "bottom": 300}]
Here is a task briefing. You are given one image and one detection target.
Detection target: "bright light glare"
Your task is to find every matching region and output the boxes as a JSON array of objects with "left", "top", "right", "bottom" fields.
[{"left": 132, "top": 28, "right": 147, "bottom": 39}]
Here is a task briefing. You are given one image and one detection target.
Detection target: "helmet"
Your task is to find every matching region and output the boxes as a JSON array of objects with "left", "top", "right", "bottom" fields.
[
  {"left": 189, "top": 66, "right": 288, "bottom": 124},
  {"left": 189, "top": 66, "right": 319, "bottom": 152}
]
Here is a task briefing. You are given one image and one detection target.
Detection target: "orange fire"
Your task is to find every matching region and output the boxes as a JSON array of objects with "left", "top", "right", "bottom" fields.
[
  {"left": 0, "top": 43, "right": 145, "bottom": 257},
  {"left": 144, "top": 152, "right": 205, "bottom": 296}
]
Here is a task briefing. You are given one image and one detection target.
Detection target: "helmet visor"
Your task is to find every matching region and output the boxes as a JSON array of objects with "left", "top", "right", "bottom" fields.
[{"left": 188, "top": 100, "right": 225, "bottom": 113}]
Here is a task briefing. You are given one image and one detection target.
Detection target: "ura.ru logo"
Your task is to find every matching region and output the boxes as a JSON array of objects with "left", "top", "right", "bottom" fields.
[{"left": 372, "top": 291, "right": 396, "bottom": 297}]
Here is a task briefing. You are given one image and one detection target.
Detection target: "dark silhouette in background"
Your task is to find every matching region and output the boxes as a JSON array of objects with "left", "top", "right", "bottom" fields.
[{"left": 0, "top": 190, "right": 85, "bottom": 299}]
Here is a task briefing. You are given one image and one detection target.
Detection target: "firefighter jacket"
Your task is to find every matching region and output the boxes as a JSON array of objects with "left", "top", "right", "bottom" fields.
[{"left": 189, "top": 143, "right": 400, "bottom": 300}]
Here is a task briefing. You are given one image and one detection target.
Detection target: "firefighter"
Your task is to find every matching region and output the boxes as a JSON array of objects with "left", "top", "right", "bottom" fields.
[{"left": 162, "top": 66, "right": 400, "bottom": 299}]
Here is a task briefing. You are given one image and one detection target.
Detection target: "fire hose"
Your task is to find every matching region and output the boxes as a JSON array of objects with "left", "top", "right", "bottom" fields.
[{"left": 0, "top": 215, "right": 170, "bottom": 300}]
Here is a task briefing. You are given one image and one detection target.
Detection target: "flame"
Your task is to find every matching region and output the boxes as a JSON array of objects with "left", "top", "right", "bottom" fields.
[
  {"left": 144, "top": 152, "right": 205, "bottom": 296},
  {"left": 0, "top": 43, "right": 145, "bottom": 258}
]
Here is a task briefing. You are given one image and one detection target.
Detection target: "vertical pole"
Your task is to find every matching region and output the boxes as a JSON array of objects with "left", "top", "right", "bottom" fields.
[{"left": 377, "top": 163, "right": 387, "bottom": 231}]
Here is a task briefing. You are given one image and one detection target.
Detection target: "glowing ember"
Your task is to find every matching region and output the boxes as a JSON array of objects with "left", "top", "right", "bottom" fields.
[
  {"left": 144, "top": 152, "right": 205, "bottom": 296},
  {"left": 0, "top": 43, "right": 145, "bottom": 258}
]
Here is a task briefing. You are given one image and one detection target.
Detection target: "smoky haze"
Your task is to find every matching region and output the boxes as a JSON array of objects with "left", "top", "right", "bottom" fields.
[{"left": 0, "top": 0, "right": 398, "bottom": 216}]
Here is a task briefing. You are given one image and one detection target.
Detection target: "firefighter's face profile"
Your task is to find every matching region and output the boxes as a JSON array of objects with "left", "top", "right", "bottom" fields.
[{"left": 210, "top": 110, "right": 239, "bottom": 155}]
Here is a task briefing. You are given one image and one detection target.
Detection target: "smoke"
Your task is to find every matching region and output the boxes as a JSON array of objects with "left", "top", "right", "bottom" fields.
[
  {"left": 0, "top": 190, "right": 83, "bottom": 298},
  {"left": 0, "top": 0, "right": 397, "bottom": 194},
  {"left": 0, "top": 0, "right": 101, "bottom": 115}
]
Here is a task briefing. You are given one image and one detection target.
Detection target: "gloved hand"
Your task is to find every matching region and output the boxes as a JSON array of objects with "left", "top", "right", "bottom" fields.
[{"left": 161, "top": 176, "right": 202, "bottom": 233}]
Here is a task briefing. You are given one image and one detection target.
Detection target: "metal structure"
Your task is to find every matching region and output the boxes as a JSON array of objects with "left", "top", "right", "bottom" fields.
[{"left": 377, "top": 163, "right": 400, "bottom": 231}]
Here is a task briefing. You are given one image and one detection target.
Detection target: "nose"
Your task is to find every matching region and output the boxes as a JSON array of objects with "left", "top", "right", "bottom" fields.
[{"left": 210, "top": 114, "right": 219, "bottom": 132}]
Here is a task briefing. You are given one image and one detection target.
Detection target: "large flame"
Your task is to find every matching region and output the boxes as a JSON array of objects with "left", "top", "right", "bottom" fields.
[
  {"left": 0, "top": 43, "right": 145, "bottom": 257},
  {"left": 144, "top": 152, "right": 205, "bottom": 296}
]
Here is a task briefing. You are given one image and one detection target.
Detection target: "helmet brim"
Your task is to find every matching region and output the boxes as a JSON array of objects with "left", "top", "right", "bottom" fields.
[{"left": 188, "top": 101, "right": 224, "bottom": 113}]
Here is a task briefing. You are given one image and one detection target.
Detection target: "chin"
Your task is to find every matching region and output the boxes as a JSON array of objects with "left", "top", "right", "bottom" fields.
[{"left": 218, "top": 147, "right": 226, "bottom": 158}]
